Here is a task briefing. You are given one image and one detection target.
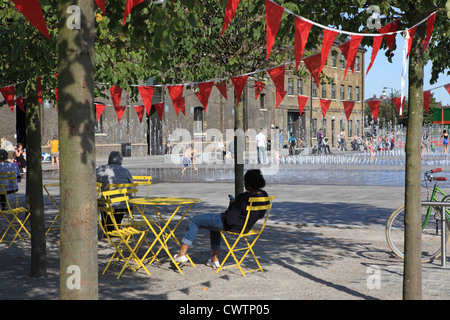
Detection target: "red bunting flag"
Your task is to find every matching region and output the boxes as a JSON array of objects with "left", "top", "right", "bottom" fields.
[
  {"left": 320, "top": 29, "right": 339, "bottom": 72},
  {"left": 255, "top": 81, "right": 265, "bottom": 100},
  {"left": 123, "top": 0, "right": 147, "bottom": 25},
  {"left": 297, "top": 95, "right": 308, "bottom": 114},
  {"left": 95, "top": 0, "right": 106, "bottom": 14},
  {"left": 392, "top": 96, "right": 405, "bottom": 117},
  {"left": 367, "top": 100, "right": 380, "bottom": 122},
  {"left": 220, "top": 0, "right": 242, "bottom": 36},
  {"left": 343, "top": 101, "right": 355, "bottom": 121},
  {"left": 406, "top": 26, "right": 417, "bottom": 58},
  {"left": 303, "top": 53, "right": 322, "bottom": 88},
  {"left": 153, "top": 102, "right": 164, "bottom": 121},
  {"left": 138, "top": 85, "right": 155, "bottom": 116},
  {"left": 339, "top": 35, "right": 364, "bottom": 79},
  {"left": 366, "top": 20, "right": 398, "bottom": 75},
  {"left": 294, "top": 17, "right": 312, "bottom": 71},
  {"left": 195, "top": 81, "right": 214, "bottom": 112},
  {"left": 275, "top": 88, "right": 287, "bottom": 109},
  {"left": 445, "top": 84, "right": 450, "bottom": 95},
  {"left": 423, "top": 90, "right": 431, "bottom": 114},
  {"left": 366, "top": 36, "right": 383, "bottom": 75},
  {"left": 54, "top": 73, "right": 58, "bottom": 102},
  {"left": 15, "top": 96, "right": 25, "bottom": 113},
  {"left": 11, "top": 0, "right": 50, "bottom": 39},
  {"left": 267, "top": 65, "right": 285, "bottom": 92},
  {"left": 37, "top": 77, "right": 42, "bottom": 104},
  {"left": 265, "top": 0, "right": 285, "bottom": 60},
  {"left": 114, "top": 106, "right": 127, "bottom": 123},
  {"left": 423, "top": 14, "right": 436, "bottom": 52},
  {"left": 216, "top": 81, "right": 228, "bottom": 100},
  {"left": 110, "top": 85, "right": 122, "bottom": 107},
  {"left": 320, "top": 99, "right": 331, "bottom": 117},
  {"left": 95, "top": 103, "right": 106, "bottom": 122},
  {"left": 0, "top": 85, "right": 15, "bottom": 108},
  {"left": 383, "top": 19, "right": 398, "bottom": 55},
  {"left": 231, "top": 75, "right": 248, "bottom": 105},
  {"left": 168, "top": 85, "right": 185, "bottom": 115},
  {"left": 135, "top": 105, "right": 145, "bottom": 123}
]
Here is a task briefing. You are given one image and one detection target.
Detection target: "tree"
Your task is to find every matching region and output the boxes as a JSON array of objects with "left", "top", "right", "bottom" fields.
[
  {"left": 0, "top": 0, "right": 58, "bottom": 278},
  {"left": 57, "top": 0, "right": 98, "bottom": 299}
]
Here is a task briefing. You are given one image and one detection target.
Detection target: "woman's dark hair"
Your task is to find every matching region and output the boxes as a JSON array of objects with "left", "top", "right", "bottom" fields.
[{"left": 244, "top": 169, "right": 265, "bottom": 190}]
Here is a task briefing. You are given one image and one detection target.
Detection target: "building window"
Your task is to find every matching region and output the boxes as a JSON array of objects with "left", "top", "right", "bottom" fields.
[
  {"left": 297, "top": 79, "right": 303, "bottom": 95},
  {"left": 340, "top": 85, "right": 345, "bottom": 100},
  {"left": 355, "top": 86, "right": 360, "bottom": 101},
  {"left": 355, "top": 119, "right": 360, "bottom": 137},
  {"left": 348, "top": 120, "right": 353, "bottom": 137},
  {"left": 94, "top": 104, "right": 104, "bottom": 133},
  {"left": 288, "top": 78, "right": 294, "bottom": 95},
  {"left": 312, "top": 81, "right": 317, "bottom": 97},
  {"left": 321, "top": 84, "right": 327, "bottom": 98},
  {"left": 331, "top": 83, "right": 336, "bottom": 99},
  {"left": 331, "top": 51, "right": 337, "bottom": 67},
  {"left": 355, "top": 56, "right": 360, "bottom": 71},
  {"left": 348, "top": 85, "right": 353, "bottom": 101},
  {"left": 312, "top": 118, "right": 317, "bottom": 136},
  {"left": 260, "top": 93, "right": 266, "bottom": 109},
  {"left": 340, "top": 53, "right": 345, "bottom": 68},
  {"left": 194, "top": 107, "right": 203, "bottom": 133}
]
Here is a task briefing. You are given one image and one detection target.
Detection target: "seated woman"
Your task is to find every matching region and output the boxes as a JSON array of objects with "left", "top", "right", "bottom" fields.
[{"left": 174, "top": 169, "right": 269, "bottom": 268}]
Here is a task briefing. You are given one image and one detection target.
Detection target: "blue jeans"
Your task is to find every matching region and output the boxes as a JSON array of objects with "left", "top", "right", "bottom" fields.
[
  {"left": 182, "top": 213, "right": 224, "bottom": 250},
  {"left": 257, "top": 146, "right": 267, "bottom": 164}
]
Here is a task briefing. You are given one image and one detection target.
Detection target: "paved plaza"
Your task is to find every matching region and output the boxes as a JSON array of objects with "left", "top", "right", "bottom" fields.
[{"left": 2, "top": 152, "right": 450, "bottom": 301}]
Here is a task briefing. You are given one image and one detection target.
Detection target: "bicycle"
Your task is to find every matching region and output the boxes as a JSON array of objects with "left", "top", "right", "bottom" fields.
[{"left": 385, "top": 168, "right": 450, "bottom": 263}]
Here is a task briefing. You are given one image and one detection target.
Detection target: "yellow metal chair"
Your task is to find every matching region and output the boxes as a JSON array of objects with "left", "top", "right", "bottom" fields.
[
  {"left": 0, "top": 183, "right": 31, "bottom": 246},
  {"left": 97, "top": 197, "right": 150, "bottom": 279},
  {"left": 96, "top": 182, "right": 102, "bottom": 198},
  {"left": 103, "top": 184, "right": 143, "bottom": 227},
  {"left": 42, "top": 183, "right": 60, "bottom": 236},
  {"left": 132, "top": 175, "right": 152, "bottom": 197},
  {"left": 216, "top": 196, "right": 274, "bottom": 277},
  {"left": 0, "top": 172, "right": 20, "bottom": 208}
]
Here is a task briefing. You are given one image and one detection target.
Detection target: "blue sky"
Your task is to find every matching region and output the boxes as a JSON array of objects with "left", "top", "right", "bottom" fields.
[{"left": 363, "top": 36, "right": 449, "bottom": 105}]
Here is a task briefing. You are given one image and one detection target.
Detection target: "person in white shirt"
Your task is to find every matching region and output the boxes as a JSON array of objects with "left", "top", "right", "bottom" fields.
[{"left": 255, "top": 129, "right": 267, "bottom": 164}]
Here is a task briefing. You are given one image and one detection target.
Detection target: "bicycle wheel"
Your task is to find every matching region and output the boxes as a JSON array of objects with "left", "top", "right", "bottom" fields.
[{"left": 386, "top": 203, "right": 450, "bottom": 263}]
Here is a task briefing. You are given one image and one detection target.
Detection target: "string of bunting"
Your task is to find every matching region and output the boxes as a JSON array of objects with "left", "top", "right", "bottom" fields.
[{"left": 3, "top": 0, "right": 447, "bottom": 124}]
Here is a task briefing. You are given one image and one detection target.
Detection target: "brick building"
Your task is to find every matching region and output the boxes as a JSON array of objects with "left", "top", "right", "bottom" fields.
[{"left": 1, "top": 41, "right": 365, "bottom": 157}]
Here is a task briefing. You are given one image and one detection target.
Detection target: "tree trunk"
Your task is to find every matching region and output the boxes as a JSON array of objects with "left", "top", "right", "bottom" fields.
[
  {"left": 58, "top": 0, "right": 98, "bottom": 300},
  {"left": 25, "top": 79, "right": 47, "bottom": 278},
  {"left": 403, "top": 19, "right": 426, "bottom": 300}
]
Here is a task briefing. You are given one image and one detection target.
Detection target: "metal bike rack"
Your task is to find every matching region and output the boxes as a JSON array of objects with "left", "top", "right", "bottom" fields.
[{"left": 421, "top": 201, "right": 449, "bottom": 267}]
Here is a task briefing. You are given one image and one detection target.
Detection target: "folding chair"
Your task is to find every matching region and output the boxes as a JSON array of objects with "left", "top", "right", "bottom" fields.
[
  {"left": 103, "top": 184, "right": 144, "bottom": 228},
  {"left": 0, "top": 184, "right": 30, "bottom": 246},
  {"left": 0, "top": 172, "right": 20, "bottom": 208},
  {"left": 42, "top": 183, "right": 60, "bottom": 236},
  {"left": 97, "top": 198, "right": 150, "bottom": 279},
  {"left": 216, "top": 196, "right": 274, "bottom": 277},
  {"left": 132, "top": 176, "right": 152, "bottom": 197},
  {"left": 96, "top": 182, "right": 102, "bottom": 198}
]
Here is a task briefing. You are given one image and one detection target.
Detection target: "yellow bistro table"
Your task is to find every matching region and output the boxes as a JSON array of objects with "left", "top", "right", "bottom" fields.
[{"left": 129, "top": 196, "right": 200, "bottom": 274}]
